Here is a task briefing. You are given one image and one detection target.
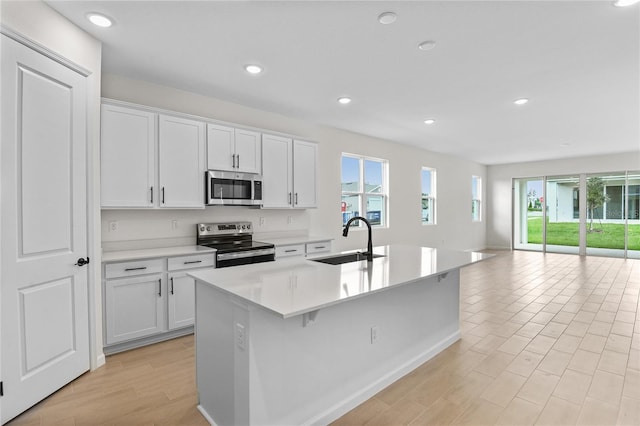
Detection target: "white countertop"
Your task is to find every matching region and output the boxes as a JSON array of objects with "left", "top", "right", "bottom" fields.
[
  {"left": 102, "top": 245, "right": 216, "bottom": 263},
  {"left": 189, "top": 245, "right": 493, "bottom": 318},
  {"left": 259, "top": 235, "right": 333, "bottom": 246}
]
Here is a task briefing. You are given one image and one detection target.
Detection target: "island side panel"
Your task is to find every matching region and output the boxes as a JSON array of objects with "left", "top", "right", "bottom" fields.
[
  {"left": 246, "top": 269, "right": 461, "bottom": 425},
  {"left": 196, "top": 281, "right": 239, "bottom": 426}
]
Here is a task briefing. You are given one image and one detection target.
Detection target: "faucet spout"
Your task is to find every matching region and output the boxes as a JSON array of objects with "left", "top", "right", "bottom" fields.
[{"left": 342, "top": 216, "right": 373, "bottom": 262}]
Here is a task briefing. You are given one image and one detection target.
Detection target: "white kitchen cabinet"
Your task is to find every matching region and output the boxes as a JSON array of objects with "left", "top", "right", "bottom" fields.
[
  {"left": 101, "top": 101, "right": 206, "bottom": 209},
  {"left": 262, "top": 136, "right": 317, "bottom": 209},
  {"left": 158, "top": 114, "right": 206, "bottom": 208},
  {"left": 167, "top": 272, "right": 196, "bottom": 330},
  {"left": 104, "top": 274, "right": 165, "bottom": 345},
  {"left": 101, "top": 104, "right": 156, "bottom": 208},
  {"left": 103, "top": 252, "right": 215, "bottom": 352},
  {"left": 207, "top": 123, "right": 261, "bottom": 174}
]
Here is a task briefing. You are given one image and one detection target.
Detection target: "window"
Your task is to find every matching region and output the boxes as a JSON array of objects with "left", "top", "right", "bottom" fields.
[
  {"left": 341, "top": 154, "right": 388, "bottom": 227},
  {"left": 471, "top": 175, "right": 482, "bottom": 222},
  {"left": 421, "top": 167, "right": 436, "bottom": 224}
]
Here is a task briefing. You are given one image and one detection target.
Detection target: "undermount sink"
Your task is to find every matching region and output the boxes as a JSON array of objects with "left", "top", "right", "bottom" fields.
[{"left": 310, "top": 252, "right": 385, "bottom": 265}]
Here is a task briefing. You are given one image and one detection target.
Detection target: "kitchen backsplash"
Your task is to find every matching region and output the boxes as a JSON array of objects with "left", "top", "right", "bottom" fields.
[{"left": 101, "top": 207, "right": 310, "bottom": 251}]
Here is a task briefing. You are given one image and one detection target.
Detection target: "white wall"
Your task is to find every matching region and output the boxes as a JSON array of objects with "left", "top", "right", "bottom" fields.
[
  {"left": 486, "top": 152, "right": 640, "bottom": 249},
  {"left": 1, "top": 0, "right": 104, "bottom": 368},
  {"left": 102, "top": 74, "right": 488, "bottom": 252}
]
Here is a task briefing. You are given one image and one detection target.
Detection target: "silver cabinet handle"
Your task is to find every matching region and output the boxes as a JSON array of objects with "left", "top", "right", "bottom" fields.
[
  {"left": 170, "top": 277, "right": 174, "bottom": 295},
  {"left": 162, "top": 187, "right": 165, "bottom": 204},
  {"left": 284, "top": 249, "right": 297, "bottom": 253},
  {"left": 288, "top": 192, "right": 292, "bottom": 205},
  {"left": 184, "top": 260, "right": 202, "bottom": 264},
  {"left": 237, "top": 154, "right": 240, "bottom": 168},
  {"left": 158, "top": 279, "right": 162, "bottom": 297},
  {"left": 295, "top": 193, "right": 298, "bottom": 205},
  {"left": 125, "top": 267, "right": 147, "bottom": 271},
  {"left": 314, "top": 246, "right": 326, "bottom": 249},
  {"left": 150, "top": 187, "right": 153, "bottom": 204}
]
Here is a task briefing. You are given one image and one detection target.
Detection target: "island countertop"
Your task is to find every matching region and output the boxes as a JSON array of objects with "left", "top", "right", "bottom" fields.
[{"left": 189, "top": 244, "right": 492, "bottom": 319}]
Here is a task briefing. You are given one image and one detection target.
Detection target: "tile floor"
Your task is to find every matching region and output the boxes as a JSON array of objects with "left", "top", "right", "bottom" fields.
[{"left": 333, "top": 250, "right": 640, "bottom": 425}]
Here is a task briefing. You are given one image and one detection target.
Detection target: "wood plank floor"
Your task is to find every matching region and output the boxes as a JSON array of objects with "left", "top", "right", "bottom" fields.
[{"left": 7, "top": 250, "right": 640, "bottom": 425}]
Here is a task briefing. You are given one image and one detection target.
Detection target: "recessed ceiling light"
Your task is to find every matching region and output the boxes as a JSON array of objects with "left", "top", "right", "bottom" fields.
[
  {"left": 337, "top": 97, "right": 352, "bottom": 105},
  {"left": 613, "top": 0, "right": 639, "bottom": 6},
  {"left": 378, "top": 12, "right": 397, "bottom": 24},
  {"left": 424, "top": 119, "right": 436, "bottom": 125},
  {"left": 244, "top": 64, "right": 263, "bottom": 75},
  {"left": 514, "top": 98, "right": 529, "bottom": 105},
  {"left": 417, "top": 41, "right": 437, "bottom": 51},
  {"left": 87, "top": 12, "right": 113, "bottom": 28}
]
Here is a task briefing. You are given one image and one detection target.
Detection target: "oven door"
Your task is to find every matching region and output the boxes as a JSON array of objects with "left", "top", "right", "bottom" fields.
[{"left": 216, "top": 249, "right": 276, "bottom": 268}]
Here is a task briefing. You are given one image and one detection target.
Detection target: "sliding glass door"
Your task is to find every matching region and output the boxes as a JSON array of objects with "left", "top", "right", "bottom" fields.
[
  {"left": 513, "top": 171, "right": 639, "bottom": 259},
  {"left": 545, "top": 175, "right": 580, "bottom": 254}
]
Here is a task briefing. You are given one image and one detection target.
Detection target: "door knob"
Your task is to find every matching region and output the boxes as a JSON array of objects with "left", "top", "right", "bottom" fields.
[{"left": 75, "top": 257, "right": 90, "bottom": 266}]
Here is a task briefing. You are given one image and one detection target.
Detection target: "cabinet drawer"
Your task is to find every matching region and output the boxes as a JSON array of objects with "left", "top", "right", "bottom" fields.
[
  {"left": 105, "top": 258, "right": 164, "bottom": 279},
  {"left": 276, "top": 244, "right": 305, "bottom": 258},
  {"left": 306, "top": 241, "right": 331, "bottom": 255},
  {"left": 168, "top": 253, "right": 215, "bottom": 271}
]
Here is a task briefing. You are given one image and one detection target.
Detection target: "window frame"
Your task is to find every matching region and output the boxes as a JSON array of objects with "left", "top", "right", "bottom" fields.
[
  {"left": 472, "top": 175, "right": 482, "bottom": 222},
  {"left": 421, "top": 167, "right": 437, "bottom": 225},
  {"left": 341, "top": 153, "right": 389, "bottom": 228}
]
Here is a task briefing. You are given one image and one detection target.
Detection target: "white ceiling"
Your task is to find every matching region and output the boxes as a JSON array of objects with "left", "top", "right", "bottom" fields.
[{"left": 46, "top": 0, "right": 639, "bottom": 165}]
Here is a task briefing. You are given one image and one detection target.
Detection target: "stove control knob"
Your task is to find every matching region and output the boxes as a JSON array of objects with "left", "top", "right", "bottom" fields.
[
  {"left": 200, "top": 226, "right": 205, "bottom": 232},
  {"left": 241, "top": 225, "right": 246, "bottom": 230},
  {"left": 206, "top": 226, "right": 212, "bottom": 231},
  {"left": 247, "top": 224, "right": 251, "bottom": 229}
]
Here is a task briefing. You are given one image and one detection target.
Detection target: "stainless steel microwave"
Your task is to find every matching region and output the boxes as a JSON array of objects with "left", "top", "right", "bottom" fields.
[{"left": 205, "top": 171, "right": 262, "bottom": 206}]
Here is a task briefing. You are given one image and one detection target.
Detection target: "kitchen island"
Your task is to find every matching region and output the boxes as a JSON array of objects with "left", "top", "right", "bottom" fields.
[{"left": 189, "top": 245, "right": 491, "bottom": 426}]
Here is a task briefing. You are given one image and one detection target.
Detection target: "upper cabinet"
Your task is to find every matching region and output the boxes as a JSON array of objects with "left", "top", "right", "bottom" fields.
[
  {"left": 158, "top": 115, "right": 206, "bottom": 208},
  {"left": 101, "top": 104, "right": 156, "bottom": 208},
  {"left": 262, "top": 135, "right": 317, "bottom": 209},
  {"left": 207, "top": 124, "right": 261, "bottom": 174},
  {"left": 101, "top": 102, "right": 206, "bottom": 209}
]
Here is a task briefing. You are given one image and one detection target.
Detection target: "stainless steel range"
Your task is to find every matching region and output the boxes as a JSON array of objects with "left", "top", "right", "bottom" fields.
[{"left": 197, "top": 222, "right": 275, "bottom": 268}]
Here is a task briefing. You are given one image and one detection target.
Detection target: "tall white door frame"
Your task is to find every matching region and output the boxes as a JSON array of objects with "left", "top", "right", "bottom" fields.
[{"left": 1, "top": 27, "right": 97, "bottom": 424}]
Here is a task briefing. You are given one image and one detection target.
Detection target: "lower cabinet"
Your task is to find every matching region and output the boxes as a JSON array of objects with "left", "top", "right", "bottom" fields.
[
  {"left": 105, "top": 274, "right": 165, "bottom": 344},
  {"left": 103, "top": 252, "right": 214, "bottom": 350},
  {"left": 167, "top": 272, "right": 196, "bottom": 330},
  {"left": 275, "top": 240, "right": 332, "bottom": 259}
]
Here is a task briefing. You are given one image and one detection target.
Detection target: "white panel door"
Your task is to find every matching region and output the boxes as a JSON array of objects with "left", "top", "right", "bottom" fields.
[
  {"left": 293, "top": 140, "right": 318, "bottom": 208},
  {"left": 207, "top": 123, "right": 235, "bottom": 171},
  {"left": 158, "top": 115, "right": 206, "bottom": 208},
  {"left": 1, "top": 34, "right": 90, "bottom": 423},
  {"left": 168, "top": 272, "right": 196, "bottom": 330},
  {"left": 101, "top": 104, "right": 156, "bottom": 208},
  {"left": 261, "top": 134, "right": 292, "bottom": 208},
  {"left": 234, "top": 129, "right": 261, "bottom": 174}
]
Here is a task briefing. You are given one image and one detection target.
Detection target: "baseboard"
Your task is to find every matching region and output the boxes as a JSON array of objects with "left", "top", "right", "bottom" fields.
[
  {"left": 103, "top": 327, "right": 194, "bottom": 355},
  {"left": 307, "top": 330, "right": 461, "bottom": 425},
  {"left": 95, "top": 353, "right": 106, "bottom": 369},
  {"left": 197, "top": 405, "right": 217, "bottom": 426}
]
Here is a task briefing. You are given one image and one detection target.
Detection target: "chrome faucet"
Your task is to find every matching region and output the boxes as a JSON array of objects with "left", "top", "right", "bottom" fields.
[{"left": 342, "top": 216, "right": 373, "bottom": 262}]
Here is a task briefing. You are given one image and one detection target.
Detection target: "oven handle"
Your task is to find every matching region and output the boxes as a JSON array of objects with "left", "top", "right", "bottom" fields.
[{"left": 217, "top": 248, "right": 275, "bottom": 261}]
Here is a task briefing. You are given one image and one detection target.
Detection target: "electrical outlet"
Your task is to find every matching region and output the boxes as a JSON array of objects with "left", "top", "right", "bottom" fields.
[
  {"left": 235, "top": 323, "right": 246, "bottom": 351},
  {"left": 109, "top": 221, "right": 118, "bottom": 232},
  {"left": 259, "top": 217, "right": 265, "bottom": 226},
  {"left": 371, "top": 326, "right": 379, "bottom": 344},
  {"left": 287, "top": 215, "right": 293, "bottom": 225},
  {"left": 171, "top": 220, "right": 178, "bottom": 230}
]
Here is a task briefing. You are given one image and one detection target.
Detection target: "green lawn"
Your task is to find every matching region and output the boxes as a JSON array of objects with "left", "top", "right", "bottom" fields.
[{"left": 527, "top": 218, "right": 640, "bottom": 250}]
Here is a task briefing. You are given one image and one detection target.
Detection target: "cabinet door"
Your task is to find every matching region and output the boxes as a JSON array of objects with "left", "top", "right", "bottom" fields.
[
  {"left": 293, "top": 140, "right": 317, "bottom": 208},
  {"left": 207, "top": 123, "right": 235, "bottom": 171},
  {"left": 101, "top": 104, "right": 156, "bottom": 207},
  {"left": 159, "top": 115, "right": 206, "bottom": 208},
  {"left": 235, "top": 129, "right": 262, "bottom": 173},
  {"left": 168, "top": 272, "right": 196, "bottom": 330},
  {"left": 104, "top": 274, "right": 165, "bottom": 345},
  {"left": 261, "top": 134, "right": 292, "bottom": 208}
]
